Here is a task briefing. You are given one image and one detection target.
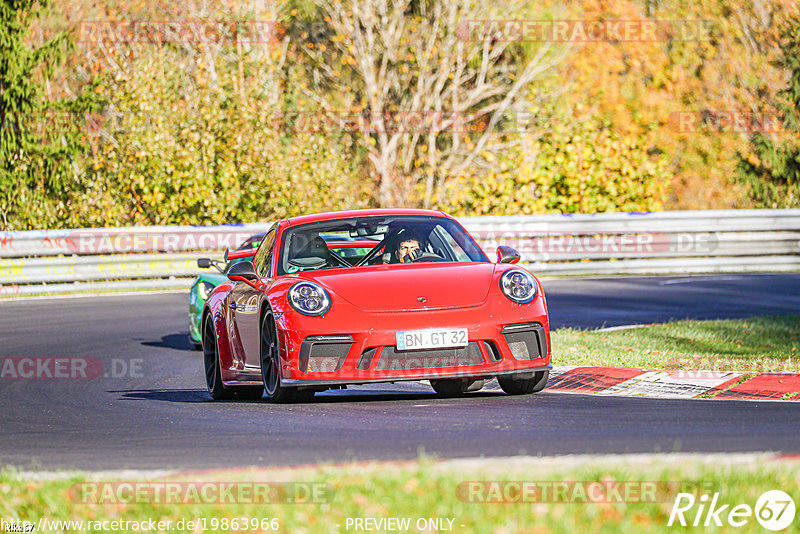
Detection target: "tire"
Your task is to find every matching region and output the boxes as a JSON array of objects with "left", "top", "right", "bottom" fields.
[
  {"left": 431, "top": 378, "right": 484, "bottom": 397},
  {"left": 203, "top": 314, "right": 234, "bottom": 400},
  {"left": 261, "top": 313, "right": 306, "bottom": 403},
  {"left": 497, "top": 370, "right": 549, "bottom": 395}
]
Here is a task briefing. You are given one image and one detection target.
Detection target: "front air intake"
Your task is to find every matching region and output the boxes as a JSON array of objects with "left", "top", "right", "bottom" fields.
[
  {"left": 501, "top": 323, "right": 547, "bottom": 360},
  {"left": 299, "top": 335, "right": 354, "bottom": 372}
]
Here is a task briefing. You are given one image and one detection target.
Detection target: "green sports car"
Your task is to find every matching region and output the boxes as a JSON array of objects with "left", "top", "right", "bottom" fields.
[
  {"left": 188, "top": 232, "right": 266, "bottom": 349},
  {"left": 188, "top": 232, "right": 376, "bottom": 348}
]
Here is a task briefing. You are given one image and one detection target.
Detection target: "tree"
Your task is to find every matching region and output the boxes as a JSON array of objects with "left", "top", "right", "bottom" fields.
[
  {"left": 0, "top": 0, "right": 98, "bottom": 229},
  {"left": 295, "top": 0, "right": 569, "bottom": 206},
  {"left": 551, "top": 0, "right": 796, "bottom": 210},
  {"left": 736, "top": 15, "right": 800, "bottom": 208},
  {"left": 436, "top": 96, "right": 669, "bottom": 215},
  {"left": 74, "top": 1, "right": 368, "bottom": 227}
]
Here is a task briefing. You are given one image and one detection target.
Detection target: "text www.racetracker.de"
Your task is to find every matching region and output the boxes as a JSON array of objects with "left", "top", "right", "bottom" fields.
[{"left": 2, "top": 517, "right": 281, "bottom": 532}]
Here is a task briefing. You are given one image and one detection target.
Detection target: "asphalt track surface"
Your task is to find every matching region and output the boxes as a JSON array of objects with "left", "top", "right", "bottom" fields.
[{"left": 1, "top": 273, "right": 799, "bottom": 470}]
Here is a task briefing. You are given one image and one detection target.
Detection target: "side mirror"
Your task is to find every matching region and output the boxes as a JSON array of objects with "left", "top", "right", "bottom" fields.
[
  {"left": 197, "top": 258, "right": 212, "bottom": 268},
  {"left": 496, "top": 245, "right": 521, "bottom": 264},
  {"left": 227, "top": 261, "right": 260, "bottom": 287}
]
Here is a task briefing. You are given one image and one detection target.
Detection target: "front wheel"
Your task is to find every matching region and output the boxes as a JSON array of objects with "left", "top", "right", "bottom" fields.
[
  {"left": 261, "top": 313, "right": 309, "bottom": 403},
  {"left": 497, "top": 370, "right": 549, "bottom": 395}
]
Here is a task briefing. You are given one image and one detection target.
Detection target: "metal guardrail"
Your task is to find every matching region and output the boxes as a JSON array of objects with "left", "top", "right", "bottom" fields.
[
  {"left": 0, "top": 223, "right": 270, "bottom": 258},
  {"left": 1, "top": 210, "right": 798, "bottom": 295},
  {"left": 458, "top": 209, "right": 800, "bottom": 274}
]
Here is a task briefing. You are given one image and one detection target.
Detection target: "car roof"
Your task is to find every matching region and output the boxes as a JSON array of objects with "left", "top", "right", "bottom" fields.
[{"left": 284, "top": 208, "right": 449, "bottom": 227}]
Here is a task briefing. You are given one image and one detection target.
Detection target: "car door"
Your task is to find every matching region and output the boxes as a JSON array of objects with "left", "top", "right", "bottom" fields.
[{"left": 228, "top": 228, "right": 277, "bottom": 372}]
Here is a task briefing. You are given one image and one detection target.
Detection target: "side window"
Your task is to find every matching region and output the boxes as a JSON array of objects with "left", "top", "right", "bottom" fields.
[
  {"left": 432, "top": 225, "right": 471, "bottom": 261},
  {"left": 253, "top": 229, "right": 277, "bottom": 277}
]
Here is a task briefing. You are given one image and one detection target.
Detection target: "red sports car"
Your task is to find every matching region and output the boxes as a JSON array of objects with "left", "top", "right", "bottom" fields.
[{"left": 202, "top": 209, "right": 551, "bottom": 402}]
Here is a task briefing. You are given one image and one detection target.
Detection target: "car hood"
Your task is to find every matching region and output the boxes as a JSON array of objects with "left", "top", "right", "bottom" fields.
[{"left": 308, "top": 262, "right": 496, "bottom": 312}]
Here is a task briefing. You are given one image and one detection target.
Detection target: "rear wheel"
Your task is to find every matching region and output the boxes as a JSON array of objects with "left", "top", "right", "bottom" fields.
[
  {"left": 261, "top": 313, "right": 310, "bottom": 403},
  {"left": 497, "top": 370, "right": 549, "bottom": 395},
  {"left": 203, "top": 315, "right": 234, "bottom": 400},
  {"left": 203, "top": 315, "right": 263, "bottom": 400},
  {"left": 431, "top": 378, "right": 484, "bottom": 397}
]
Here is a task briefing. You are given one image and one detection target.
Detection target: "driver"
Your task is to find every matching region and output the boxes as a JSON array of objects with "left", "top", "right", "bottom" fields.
[{"left": 392, "top": 230, "right": 426, "bottom": 263}]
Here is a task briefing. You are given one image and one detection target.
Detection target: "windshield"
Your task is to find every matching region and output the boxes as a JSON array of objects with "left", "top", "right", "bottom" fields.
[{"left": 277, "top": 215, "right": 488, "bottom": 275}]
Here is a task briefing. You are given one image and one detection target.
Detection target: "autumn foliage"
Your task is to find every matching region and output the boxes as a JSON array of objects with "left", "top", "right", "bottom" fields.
[{"left": 2, "top": 0, "right": 798, "bottom": 229}]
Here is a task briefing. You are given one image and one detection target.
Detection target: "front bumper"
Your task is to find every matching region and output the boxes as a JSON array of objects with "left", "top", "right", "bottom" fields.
[
  {"left": 275, "top": 298, "right": 551, "bottom": 386},
  {"left": 282, "top": 365, "right": 552, "bottom": 387}
]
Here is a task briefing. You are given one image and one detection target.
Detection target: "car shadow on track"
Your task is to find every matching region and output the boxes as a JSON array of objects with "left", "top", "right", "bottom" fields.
[
  {"left": 113, "top": 389, "right": 209, "bottom": 403},
  {"left": 138, "top": 333, "right": 195, "bottom": 351},
  {"left": 309, "top": 390, "right": 506, "bottom": 403},
  {"left": 109, "top": 388, "right": 507, "bottom": 404}
]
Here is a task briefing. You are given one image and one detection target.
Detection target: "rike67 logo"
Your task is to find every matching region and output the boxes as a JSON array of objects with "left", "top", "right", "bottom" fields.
[{"left": 669, "top": 490, "right": 796, "bottom": 531}]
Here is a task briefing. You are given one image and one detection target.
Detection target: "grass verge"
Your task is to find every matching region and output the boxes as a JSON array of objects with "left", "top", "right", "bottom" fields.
[
  {"left": 553, "top": 315, "right": 800, "bottom": 372},
  {"left": 1, "top": 455, "right": 797, "bottom": 533}
]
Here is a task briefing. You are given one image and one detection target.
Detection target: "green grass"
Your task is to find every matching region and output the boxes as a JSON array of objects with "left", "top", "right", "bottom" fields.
[
  {"left": 554, "top": 315, "right": 800, "bottom": 372},
  {"left": 2, "top": 456, "right": 798, "bottom": 533}
]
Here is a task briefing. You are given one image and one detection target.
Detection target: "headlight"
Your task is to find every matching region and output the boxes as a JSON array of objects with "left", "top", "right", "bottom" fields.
[
  {"left": 500, "top": 269, "right": 537, "bottom": 304},
  {"left": 288, "top": 281, "right": 331, "bottom": 316},
  {"left": 197, "top": 281, "right": 215, "bottom": 301}
]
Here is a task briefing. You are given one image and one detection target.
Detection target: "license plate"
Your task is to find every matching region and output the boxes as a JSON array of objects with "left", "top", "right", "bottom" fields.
[{"left": 395, "top": 328, "right": 468, "bottom": 351}]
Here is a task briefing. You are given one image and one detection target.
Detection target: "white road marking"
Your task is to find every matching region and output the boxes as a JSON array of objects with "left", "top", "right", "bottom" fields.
[
  {"left": 595, "top": 324, "right": 651, "bottom": 332},
  {"left": 599, "top": 370, "right": 744, "bottom": 398},
  {"left": 659, "top": 275, "right": 745, "bottom": 285}
]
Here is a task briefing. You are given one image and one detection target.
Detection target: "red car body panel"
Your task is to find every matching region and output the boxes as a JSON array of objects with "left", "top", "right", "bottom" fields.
[{"left": 204, "top": 209, "right": 551, "bottom": 388}]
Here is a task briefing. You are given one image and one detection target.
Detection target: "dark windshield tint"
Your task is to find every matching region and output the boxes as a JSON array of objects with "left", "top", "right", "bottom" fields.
[{"left": 277, "top": 215, "right": 488, "bottom": 275}]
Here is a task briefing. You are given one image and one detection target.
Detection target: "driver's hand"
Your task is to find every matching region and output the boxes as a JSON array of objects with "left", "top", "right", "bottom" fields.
[{"left": 401, "top": 247, "right": 422, "bottom": 263}]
